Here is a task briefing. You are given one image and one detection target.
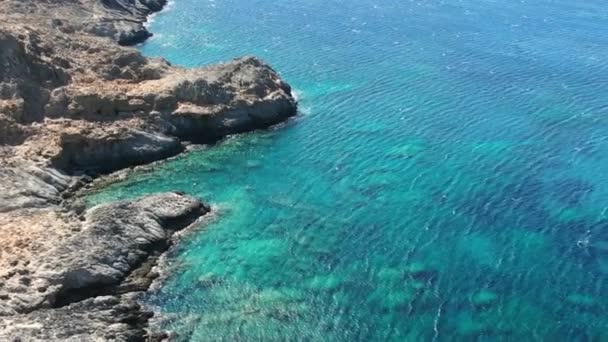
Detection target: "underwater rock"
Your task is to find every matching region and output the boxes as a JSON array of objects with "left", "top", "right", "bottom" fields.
[
  {"left": 307, "top": 274, "right": 344, "bottom": 292},
  {"left": 403, "top": 261, "right": 437, "bottom": 280},
  {"left": 246, "top": 160, "right": 263, "bottom": 169},
  {"left": 368, "top": 287, "right": 414, "bottom": 311},
  {"left": 471, "top": 290, "right": 498, "bottom": 307},
  {"left": 409, "top": 280, "right": 427, "bottom": 290},
  {"left": 376, "top": 267, "right": 402, "bottom": 284},
  {"left": 565, "top": 293, "right": 596, "bottom": 309},
  {"left": 197, "top": 272, "right": 224, "bottom": 289},
  {"left": 381, "top": 291, "right": 412, "bottom": 310},
  {"left": 454, "top": 312, "right": 490, "bottom": 337},
  {"left": 386, "top": 141, "right": 426, "bottom": 159}
]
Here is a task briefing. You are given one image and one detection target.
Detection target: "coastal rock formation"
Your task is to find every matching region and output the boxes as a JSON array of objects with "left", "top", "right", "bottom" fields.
[
  {"left": 1, "top": 0, "right": 167, "bottom": 46},
  {"left": 0, "top": 163, "right": 71, "bottom": 212},
  {"left": 0, "top": 30, "right": 295, "bottom": 171},
  {"left": 0, "top": 0, "right": 296, "bottom": 173},
  {"left": 0, "top": 192, "right": 208, "bottom": 340},
  {"left": 0, "top": 0, "right": 297, "bottom": 340}
]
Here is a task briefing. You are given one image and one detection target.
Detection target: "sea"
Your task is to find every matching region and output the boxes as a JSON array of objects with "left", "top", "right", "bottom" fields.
[{"left": 89, "top": 0, "right": 608, "bottom": 340}]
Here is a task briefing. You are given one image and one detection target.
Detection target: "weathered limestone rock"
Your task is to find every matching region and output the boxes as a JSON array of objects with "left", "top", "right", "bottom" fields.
[
  {"left": 0, "top": 0, "right": 296, "bottom": 173},
  {"left": 0, "top": 163, "right": 71, "bottom": 212},
  {"left": 0, "top": 193, "right": 207, "bottom": 340}
]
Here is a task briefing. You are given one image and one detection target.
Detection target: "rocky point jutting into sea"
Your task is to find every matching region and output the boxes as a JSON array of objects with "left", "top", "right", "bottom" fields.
[{"left": 0, "top": 0, "right": 297, "bottom": 340}]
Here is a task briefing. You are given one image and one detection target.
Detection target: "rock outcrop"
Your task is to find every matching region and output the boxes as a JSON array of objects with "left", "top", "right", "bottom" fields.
[
  {"left": 0, "top": 0, "right": 296, "bottom": 174},
  {"left": 0, "top": 192, "right": 208, "bottom": 341},
  {"left": 0, "top": 0, "right": 297, "bottom": 340}
]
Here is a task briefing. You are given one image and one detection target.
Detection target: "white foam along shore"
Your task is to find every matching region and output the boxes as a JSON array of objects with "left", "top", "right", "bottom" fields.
[{"left": 144, "top": 0, "right": 175, "bottom": 30}]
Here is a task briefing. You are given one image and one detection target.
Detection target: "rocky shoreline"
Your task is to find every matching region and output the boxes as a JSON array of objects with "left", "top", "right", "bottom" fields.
[{"left": 0, "top": 0, "right": 297, "bottom": 340}]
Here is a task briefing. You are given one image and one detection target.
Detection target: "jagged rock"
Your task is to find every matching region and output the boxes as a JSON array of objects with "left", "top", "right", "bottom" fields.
[
  {"left": 0, "top": 193, "right": 207, "bottom": 340},
  {"left": 0, "top": 163, "right": 71, "bottom": 213},
  {"left": 0, "top": 113, "right": 28, "bottom": 145},
  {"left": 470, "top": 290, "right": 498, "bottom": 307},
  {"left": 0, "top": 0, "right": 296, "bottom": 172},
  {"left": 0, "top": 293, "right": 151, "bottom": 341},
  {"left": 51, "top": 129, "right": 183, "bottom": 173}
]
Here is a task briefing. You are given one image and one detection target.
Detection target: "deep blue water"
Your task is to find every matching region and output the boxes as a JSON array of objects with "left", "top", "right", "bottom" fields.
[{"left": 90, "top": 0, "right": 608, "bottom": 340}]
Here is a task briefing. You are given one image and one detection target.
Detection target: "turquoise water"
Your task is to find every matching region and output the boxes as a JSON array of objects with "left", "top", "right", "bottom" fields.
[{"left": 90, "top": 0, "right": 608, "bottom": 340}]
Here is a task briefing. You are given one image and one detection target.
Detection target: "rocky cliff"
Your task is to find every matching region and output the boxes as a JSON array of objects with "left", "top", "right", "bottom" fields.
[{"left": 0, "top": 0, "right": 297, "bottom": 340}]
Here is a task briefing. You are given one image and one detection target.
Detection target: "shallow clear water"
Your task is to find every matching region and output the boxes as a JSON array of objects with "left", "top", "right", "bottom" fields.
[{"left": 89, "top": 0, "right": 608, "bottom": 340}]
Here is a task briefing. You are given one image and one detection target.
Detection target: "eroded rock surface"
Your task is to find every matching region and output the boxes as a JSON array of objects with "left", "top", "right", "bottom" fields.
[
  {"left": 0, "top": 192, "right": 208, "bottom": 341},
  {"left": 0, "top": 0, "right": 296, "bottom": 174},
  {"left": 0, "top": 0, "right": 297, "bottom": 340}
]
